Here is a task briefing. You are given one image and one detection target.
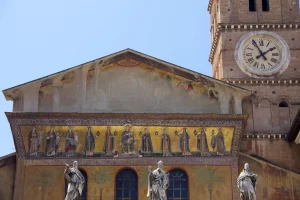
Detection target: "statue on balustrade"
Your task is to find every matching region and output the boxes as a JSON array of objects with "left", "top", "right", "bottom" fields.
[
  {"left": 121, "top": 124, "right": 135, "bottom": 154},
  {"left": 103, "top": 126, "right": 115, "bottom": 155},
  {"left": 140, "top": 127, "right": 153, "bottom": 153},
  {"left": 65, "top": 127, "right": 78, "bottom": 156},
  {"left": 147, "top": 160, "right": 169, "bottom": 200},
  {"left": 237, "top": 163, "right": 257, "bottom": 200},
  {"left": 46, "top": 127, "right": 59, "bottom": 156},
  {"left": 196, "top": 128, "right": 210, "bottom": 156},
  {"left": 64, "top": 161, "right": 85, "bottom": 200},
  {"left": 84, "top": 127, "right": 95, "bottom": 156}
]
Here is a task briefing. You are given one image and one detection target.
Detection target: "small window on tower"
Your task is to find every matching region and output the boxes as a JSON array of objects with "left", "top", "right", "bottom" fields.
[
  {"left": 262, "top": 0, "right": 270, "bottom": 11},
  {"left": 249, "top": 0, "right": 256, "bottom": 12}
]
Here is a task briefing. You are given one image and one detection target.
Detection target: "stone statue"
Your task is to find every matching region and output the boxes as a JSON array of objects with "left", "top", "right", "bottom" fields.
[
  {"left": 45, "top": 127, "right": 58, "bottom": 156},
  {"left": 140, "top": 127, "right": 153, "bottom": 153},
  {"left": 64, "top": 161, "right": 85, "bottom": 200},
  {"left": 237, "top": 163, "right": 257, "bottom": 200},
  {"left": 121, "top": 124, "right": 135, "bottom": 154},
  {"left": 84, "top": 127, "right": 95, "bottom": 156},
  {"left": 103, "top": 126, "right": 115, "bottom": 155},
  {"left": 197, "top": 128, "right": 210, "bottom": 156},
  {"left": 65, "top": 127, "right": 77, "bottom": 156},
  {"left": 147, "top": 161, "right": 169, "bottom": 200}
]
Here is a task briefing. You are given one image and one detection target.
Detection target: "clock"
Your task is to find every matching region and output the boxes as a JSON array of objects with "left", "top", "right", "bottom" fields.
[{"left": 235, "top": 31, "right": 290, "bottom": 78}]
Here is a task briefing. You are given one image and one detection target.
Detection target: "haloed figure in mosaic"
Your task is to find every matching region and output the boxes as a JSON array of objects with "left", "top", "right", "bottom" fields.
[
  {"left": 147, "top": 161, "right": 169, "bottom": 200},
  {"left": 237, "top": 163, "right": 257, "bottom": 200},
  {"left": 121, "top": 124, "right": 135, "bottom": 154},
  {"left": 179, "top": 128, "right": 191, "bottom": 156},
  {"left": 28, "top": 127, "right": 42, "bottom": 156},
  {"left": 159, "top": 128, "right": 172, "bottom": 156},
  {"left": 64, "top": 161, "right": 85, "bottom": 200},
  {"left": 140, "top": 127, "right": 153, "bottom": 153},
  {"left": 216, "top": 128, "right": 226, "bottom": 155},
  {"left": 65, "top": 127, "right": 77, "bottom": 156},
  {"left": 45, "top": 127, "right": 59, "bottom": 156},
  {"left": 197, "top": 128, "right": 210, "bottom": 156},
  {"left": 103, "top": 126, "right": 115, "bottom": 155},
  {"left": 84, "top": 127, "right": 95, "bottom": 156}
]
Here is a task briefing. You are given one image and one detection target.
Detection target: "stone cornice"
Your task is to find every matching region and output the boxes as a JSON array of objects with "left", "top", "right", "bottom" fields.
[
  {"left": 208, "top": 0, "right": 214, "bottom": 13},
  {"left": 242, "top": 133, "right": 287, "bottom": 140},
  {"left": 209, "top": 23, "right": 300, "bottom": 63},
  {"left": 222, "top": 78, "right": 300, "bottom": 85}
]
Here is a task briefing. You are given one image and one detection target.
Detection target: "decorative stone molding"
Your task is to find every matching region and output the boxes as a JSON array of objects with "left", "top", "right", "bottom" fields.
[
  {"left": 242, "top": 133, "right": 287, "bottom": 139},
  {"left": 222, "top": 78, "right": 300, "bottom": 85},
  {"left": 209, "top": 23, "right": 300, "bottom": 63}
]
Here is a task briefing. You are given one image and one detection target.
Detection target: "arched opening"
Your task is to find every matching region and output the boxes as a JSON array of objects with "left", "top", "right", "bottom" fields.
[
  {"left": 279, "top": 101, "right": 289, "bottom": 108},
  {"left": 278, "top": 101, "right": 291, "bottom": 132},
  {"left": 262, "top": 0, "right": 270, "bottom": 11},
  {"left": 167, "top": 169, "right": 188, "bottom": 200},
  {"left": 65, "top": 169, "right": 87, "bottom": 200},
  {"left": 249, "top": 0, "right": 256, "bottom": 12},
  {"left": 116, "top": 169, "right": 138, "bottom": 200}
]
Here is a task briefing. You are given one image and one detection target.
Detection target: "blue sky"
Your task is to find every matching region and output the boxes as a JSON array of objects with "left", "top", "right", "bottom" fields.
[{"left": 0, "top": 0, "right": 212, "bottom": 157}]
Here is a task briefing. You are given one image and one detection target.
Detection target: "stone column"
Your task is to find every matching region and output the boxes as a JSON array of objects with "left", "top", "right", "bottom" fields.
[
  {"left": 21, "top": 83, "right": 40, "bottom": 112},
  {"left": 80, "top": 66, "right": 89, "bottom": 112},
  {"left": 13, "top": 159, "right": 26, "bottom": 200},
  {"left": 234, "top": 95, "right": 243, "bottom": 114}
]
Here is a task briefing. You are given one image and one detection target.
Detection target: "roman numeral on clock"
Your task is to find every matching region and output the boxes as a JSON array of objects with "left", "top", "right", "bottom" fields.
[
  {"left": 248, "top": 58, "right": 254, "bottom": 64},
  {"left": 261, "top": 64, "right": 265, "bottom": 69},
  {"left": 272, "top": 53, "right": 279, "bottom": 56},
  {"left": 253, "top": 62, "right": 259, "bottom": 68},
  {"left": 246, "top": 53, "right": 252, "bottom": 56},
  {"left": 271, "top": 58, "right": 278, "bottom": 63},
  {"left": 259, "top": 40, "right": 264, "bottom": 46}
]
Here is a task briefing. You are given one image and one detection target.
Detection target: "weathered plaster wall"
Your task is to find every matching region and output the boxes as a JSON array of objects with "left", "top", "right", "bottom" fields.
[
  {"left": 0, "top": 158, "right": 16, "bottom": 200},
  {"left": 23, "top": 165, "right": 233, "bottom": 200},
  {"left": 239, "top": 154, "right": 300, "bottom": 200},
  {"left": 9, "top": 61, "right": 248, "bottom": 114},
  {"left": 240, "top": 139, "right": 300, "bottom": 173}
]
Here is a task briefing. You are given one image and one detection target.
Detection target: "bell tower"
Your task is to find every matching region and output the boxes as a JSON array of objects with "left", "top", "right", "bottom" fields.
[{"left": 208, "top": 0, "right": 300, "bottom": 133}]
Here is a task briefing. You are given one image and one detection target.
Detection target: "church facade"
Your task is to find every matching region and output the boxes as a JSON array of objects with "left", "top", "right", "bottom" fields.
[{"left": 0, "top": 1, "right": 300, "bottom": 200}]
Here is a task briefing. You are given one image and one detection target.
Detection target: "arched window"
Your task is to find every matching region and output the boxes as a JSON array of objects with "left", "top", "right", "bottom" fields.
[
  {"left": 65, "top": 169, "right": 87, "bottom": 200},
  {"left": 116, "top": 169, "right": 138, "bottom": 200},
  {"left": 167, "top": 169, "right": 188, "bottom": 200},
  {"left": 262, "top": 0, "right": 270, "bottom": 11},
  {"left": 249, "top": 0, "right": 256, "bottom": 12},
  {"left": 279, "top": 101, "right": 289, "bottom": 108}
]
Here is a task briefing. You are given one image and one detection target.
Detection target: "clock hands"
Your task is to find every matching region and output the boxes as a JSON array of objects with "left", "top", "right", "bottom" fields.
[
  {"left": 256, "top": 47, "right": 276, "bottom": 59},
  {"left": 252, "top": 40, "right": 267, "bottom": 61}
]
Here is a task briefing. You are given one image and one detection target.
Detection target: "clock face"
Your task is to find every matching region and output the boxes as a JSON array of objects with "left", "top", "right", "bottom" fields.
[{"left": 235, "top": 31, "right": 290, "bottom": 78}]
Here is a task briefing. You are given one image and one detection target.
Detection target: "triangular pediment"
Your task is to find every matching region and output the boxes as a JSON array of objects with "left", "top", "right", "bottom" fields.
[{"left": 3, "top": 49, "right": 251, "bottom": 114}]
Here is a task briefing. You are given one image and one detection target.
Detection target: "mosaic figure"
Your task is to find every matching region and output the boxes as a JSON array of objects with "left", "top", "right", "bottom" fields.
[
  {"left": 84, "top": 127, "right": 95, "bottom": 156},
  {"left": 103, "top": 126, "right": 115, "bottom": 154},
  {"left": 216, "top": 128, "right": 226, "bottom": 156},
  {"left": 159, "top": 128, "right": 172, "bottom": 156},
  {"left": 140, "top": 127, "right": 153, "bottom": 153},
  {"left": 28, "top": 127, "right": 41, "bottom": 156},
  {"left": 45, "top": 127, "right": 58, "bottom": 156},
  {"left": 147, "top": 160, "right": 169, "bottom": 200},
  {"left": 64, "top": 161, "right": 85, "bottom": 200},
  {"left": 56, "top": 132, "right": 61, "bottom": 153},
  {"left": 65, "top": 127, "right": 77, "bottom": 156},
  {"left": 179, "top": 128, "right": 191, "bottom": 156},
  {"left": 121, "top": 124, "right": 135, "bottom": 154},
  {"left": 197, "top": 128, "right": 210, "bottom": 156},
  {"left": 211, "top": 130, "right": 217, "bottom": 151},
  {"left": 237, "top": 163, "right": 257, "bottom": 200}
]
